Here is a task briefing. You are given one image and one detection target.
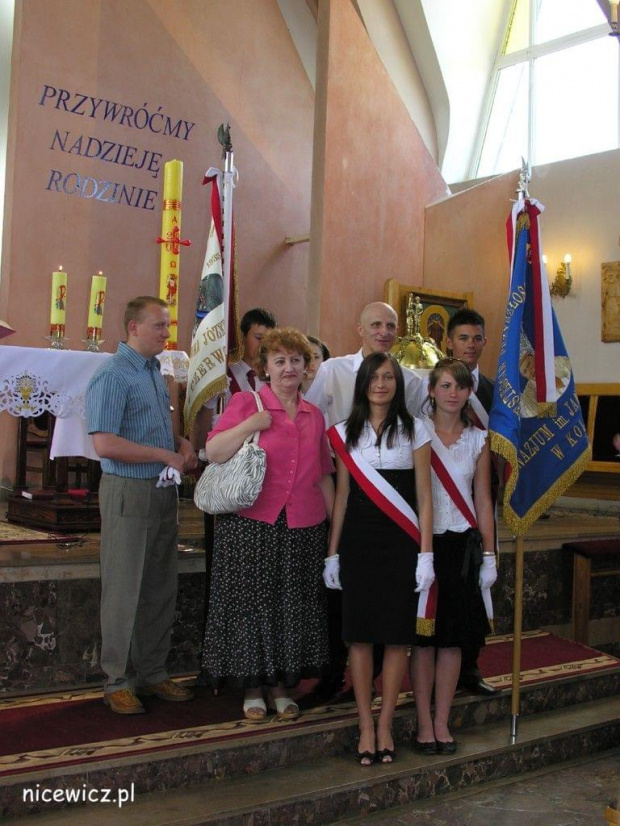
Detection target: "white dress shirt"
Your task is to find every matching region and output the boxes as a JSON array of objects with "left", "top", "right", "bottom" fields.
[
  {"left": 356, "top": 418, "right": 431, "bottom": 469},
  {"left": 471, "top": 364, "right": 480, "bottom": 393}
]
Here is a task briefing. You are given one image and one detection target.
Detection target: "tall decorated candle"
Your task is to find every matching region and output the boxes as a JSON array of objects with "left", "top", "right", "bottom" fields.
[
  {"left": 50, "top": 267, "right": 67, "bottom": 337},
  {"left": 87, "top": 272, "right": 107, "bottom": 341},
  {"left": 157, "top": 159, "right": 190, "bottom": 350}
]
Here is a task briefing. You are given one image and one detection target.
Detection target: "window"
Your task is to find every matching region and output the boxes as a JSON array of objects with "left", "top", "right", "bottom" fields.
[{"left": 474, "top": 0, "right": 618, "bottom": 177}]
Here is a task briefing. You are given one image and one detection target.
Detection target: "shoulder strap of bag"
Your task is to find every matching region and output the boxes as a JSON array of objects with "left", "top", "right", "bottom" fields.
[{"left": 245, "top": 390, "right": 263, "bottom": 446}]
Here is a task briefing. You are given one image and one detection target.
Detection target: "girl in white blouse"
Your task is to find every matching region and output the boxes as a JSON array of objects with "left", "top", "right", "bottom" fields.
[
  {"left": 410, "top": 358, "right": 496, "bottom": 755},
  {"left": 324, "top": 353, "right": 433, "bottom": 765}
]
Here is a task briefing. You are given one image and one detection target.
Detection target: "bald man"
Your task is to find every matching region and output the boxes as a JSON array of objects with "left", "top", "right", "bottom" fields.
[
  {"left": 305, "top": 302, "right": 426, "bottom": 703},
  {"left": 306, "top": 302, "right": 426, "bottom": 427}
]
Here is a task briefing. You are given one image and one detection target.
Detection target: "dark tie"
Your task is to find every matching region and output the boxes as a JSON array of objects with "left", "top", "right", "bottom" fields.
[{"left": 247, "top": 369, "right": 256, "bottom": 390}]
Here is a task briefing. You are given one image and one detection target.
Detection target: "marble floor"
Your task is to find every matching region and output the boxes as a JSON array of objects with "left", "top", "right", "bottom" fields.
[{"left": 344, "top": 749, "right": 620, "bottom": 826}]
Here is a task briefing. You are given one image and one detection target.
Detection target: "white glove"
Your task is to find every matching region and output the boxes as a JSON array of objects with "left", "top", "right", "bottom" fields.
[
  {"left": 415, "top": 552, "right": 435, "bottom": 593},
  {"left": 323, "top": 555, "right": 342, "bottom": 590},
  {"left": 479, "top": 555, "right": 498, "bottom": 589},
  {"left": 156, "top": 466, "right": 182, "bottom": 488}
]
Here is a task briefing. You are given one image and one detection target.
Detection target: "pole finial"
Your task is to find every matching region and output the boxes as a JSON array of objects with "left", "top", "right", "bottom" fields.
[
  {"left": 516, "top": 157, "right": 531, "bottom": 200},
  {"left": 217, "top": 122, "right": 233, "bottom": 158}
]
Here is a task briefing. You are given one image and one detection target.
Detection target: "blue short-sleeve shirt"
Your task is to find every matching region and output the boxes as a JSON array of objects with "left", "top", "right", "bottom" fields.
[{"left": 86, "top": 342, "right": 174, "bottom": 478}]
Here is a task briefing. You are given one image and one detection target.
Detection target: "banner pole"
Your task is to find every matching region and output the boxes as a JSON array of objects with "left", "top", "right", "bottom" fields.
[
  {"left": 510, "top": 533, "right": 525, "bottom": 740},
  {"left": 222, "top": 147, "right": 235, "bottom": 360}
]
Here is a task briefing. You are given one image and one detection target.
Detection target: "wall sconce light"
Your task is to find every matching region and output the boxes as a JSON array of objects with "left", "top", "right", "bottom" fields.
[
  {"left": 548, "top": 254, "right": 573, "bottom": 298},
  {"left": 610, "top": 1, "right": 619, "bottom": 36}
]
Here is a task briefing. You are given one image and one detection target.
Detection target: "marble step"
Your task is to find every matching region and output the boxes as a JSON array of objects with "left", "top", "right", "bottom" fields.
[
  {"left": 1, "top": 666, "right": 618, "bottom": 820},
  {"left": 3, "top": 696, "right": 619, "bottom": 825}
]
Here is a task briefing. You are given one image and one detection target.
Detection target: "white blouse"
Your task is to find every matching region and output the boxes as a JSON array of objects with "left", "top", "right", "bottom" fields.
[
  {"left": 423, "top": 417, "right": 487, "bottom": 534},
  {"left": 355, "top": 417, "right": 431, "bottom": 470}
]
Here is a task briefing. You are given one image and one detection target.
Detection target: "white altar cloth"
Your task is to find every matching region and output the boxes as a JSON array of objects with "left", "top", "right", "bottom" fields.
[{"left": 0, "top": 346, "right": 189, "bottom": 460}]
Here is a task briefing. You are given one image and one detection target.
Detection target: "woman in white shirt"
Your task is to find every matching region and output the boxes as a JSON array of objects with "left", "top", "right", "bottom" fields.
[
  {"left": 411, "top": 358, "right": 496, "bottom": 755},
  {"left": 324, "top": 353, "right": 433, "bottom": 765}
]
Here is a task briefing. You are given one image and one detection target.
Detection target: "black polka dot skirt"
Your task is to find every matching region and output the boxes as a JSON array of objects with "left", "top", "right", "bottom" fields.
[{"left": 201, "top": 510, "right": 329, "bottom": 690}]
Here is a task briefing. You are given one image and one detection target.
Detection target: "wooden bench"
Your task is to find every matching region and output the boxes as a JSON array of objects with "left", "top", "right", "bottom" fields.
[{"left": 563, "top": 539, "right": 620, "bottom": 644}]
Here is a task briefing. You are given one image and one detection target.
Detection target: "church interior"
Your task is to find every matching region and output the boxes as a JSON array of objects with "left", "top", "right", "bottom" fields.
[{"left": 0, "top": 0, "right": 618, "bottom": 823}]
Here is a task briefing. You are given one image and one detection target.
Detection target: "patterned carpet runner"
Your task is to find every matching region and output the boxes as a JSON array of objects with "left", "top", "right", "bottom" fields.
[{"left": 0, "top": 631, "right": 617, "bottom": 777}]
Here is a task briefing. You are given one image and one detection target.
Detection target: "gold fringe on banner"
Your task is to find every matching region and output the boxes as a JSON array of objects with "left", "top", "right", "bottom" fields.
[
  {"left": 516, "top": 211, "right": 530, "bottom": 233},
  {"left": 184, "top": 374, "right": 228, "bottom": 435},
  {"left": 490, "top": 431, "right": 591, "bottom": 536}
]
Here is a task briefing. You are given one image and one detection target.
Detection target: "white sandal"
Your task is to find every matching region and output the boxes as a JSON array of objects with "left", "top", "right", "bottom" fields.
[
  {"left": 243, "top": 695, "right": 267, "bottom": 723},
  {"left": 267, "top": 693, "right": 299, "bottom": 721}
]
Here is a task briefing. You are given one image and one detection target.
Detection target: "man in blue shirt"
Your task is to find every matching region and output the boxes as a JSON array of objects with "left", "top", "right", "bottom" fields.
[{"left": 86, "top": 296, "right": 198, "bottom": 714}]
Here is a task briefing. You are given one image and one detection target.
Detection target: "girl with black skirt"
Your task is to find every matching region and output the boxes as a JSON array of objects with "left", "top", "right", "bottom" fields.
[
  {"left": 411, "top": 358, "right": 496, "bottom": 755},
  {"left": 324, "top": 353, "right": 433, "bottom": 765}
]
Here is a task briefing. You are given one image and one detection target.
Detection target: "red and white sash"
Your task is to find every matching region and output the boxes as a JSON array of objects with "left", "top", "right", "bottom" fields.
[
  {"left": 328, "top": 422, "right": 421, "bottom": 544},
  {"left": 429, "top": 433, "right": 478, "bottom": 529},
  {"left": 469, "top": 393, "right": 489, "bottom": 430},
  {"left": 328, "top": 423, "right": 438, "bottom": 636},
  {"left": 429, "top": 427, "right": 494, "bottom": 626}
]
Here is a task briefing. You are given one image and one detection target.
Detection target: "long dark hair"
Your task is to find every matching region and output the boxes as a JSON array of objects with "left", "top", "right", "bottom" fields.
[{"left": 346, "top": 353, "right": 414, "bottom": 449}]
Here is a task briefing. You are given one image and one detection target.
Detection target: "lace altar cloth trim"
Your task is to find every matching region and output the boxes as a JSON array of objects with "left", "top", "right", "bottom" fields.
[
  {"left": 157, "top": 350, "right": 189, "bottom": 382},
  {"left": 0, "top": 346, "right": 189, "bottom": 419}
]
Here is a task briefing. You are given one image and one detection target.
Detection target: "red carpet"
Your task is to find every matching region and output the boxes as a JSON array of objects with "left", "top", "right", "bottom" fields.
[{"left": 1, "top": 631, "right": 617, "bottom": 778}]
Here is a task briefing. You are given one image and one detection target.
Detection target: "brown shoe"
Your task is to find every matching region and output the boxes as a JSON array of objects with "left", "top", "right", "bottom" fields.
[
  {"left": 103, "top": 689, "right": 146, "bottom": 715},
  {"left": 136, "top": 679, "right": 194, "bottom": 702}
]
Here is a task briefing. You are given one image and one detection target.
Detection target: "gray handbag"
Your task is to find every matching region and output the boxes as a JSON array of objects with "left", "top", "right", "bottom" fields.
[{"left": 194, "top": 391, "right": 267, "bottom": 515}]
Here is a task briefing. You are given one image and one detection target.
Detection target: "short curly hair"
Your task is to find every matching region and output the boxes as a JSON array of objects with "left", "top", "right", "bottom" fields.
[{"left": 255, "top": 327, "right": 313, "bottom": 375}]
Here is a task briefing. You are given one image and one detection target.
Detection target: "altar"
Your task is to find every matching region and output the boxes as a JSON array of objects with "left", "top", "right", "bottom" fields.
[{"left": 0, "top": 345, "right": 189, "bottom": 531}]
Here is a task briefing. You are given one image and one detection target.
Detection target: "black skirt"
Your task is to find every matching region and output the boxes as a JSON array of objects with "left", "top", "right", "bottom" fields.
[
  {"left": 339, "top": 470, "right": 419, "bottom": 645},
  {"left": 413, "top": 529, "right": 490, "bottom": 649},
  {"left": 202, "top": 510, "right": 329, "bottom": 689}
]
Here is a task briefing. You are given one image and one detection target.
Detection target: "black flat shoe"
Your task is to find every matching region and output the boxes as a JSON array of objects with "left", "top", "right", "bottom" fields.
[
  {"left": 435, "top": 739, "right": 457, "bottom": 754},
  {"left": 413, "top": 739, "right": 437, "bottom": 755},
  {"left": 376, "top": 747, "right": 395, "bottom": 764},
  {"left": 356, "top": 750, "right": 376, "bottom": 766},
  {"left": 458, "top": 677, "right": 498, "bottom": 696}
]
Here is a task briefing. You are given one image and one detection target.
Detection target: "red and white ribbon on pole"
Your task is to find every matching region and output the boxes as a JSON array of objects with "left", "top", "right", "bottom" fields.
[{"left": 506, "top": 198, "right": 555, "bottom": 409}]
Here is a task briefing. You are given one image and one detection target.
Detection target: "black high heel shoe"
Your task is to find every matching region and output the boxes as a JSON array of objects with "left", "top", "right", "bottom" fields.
[
  {"left": 356, "top": 749, "right": 376, "bottom": 766},
  {"left": 376, "top": 747, "right": 396, "bottom": 764}
]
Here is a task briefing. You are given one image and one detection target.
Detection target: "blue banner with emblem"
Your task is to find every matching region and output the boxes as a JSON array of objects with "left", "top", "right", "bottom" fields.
[{"left": 489, "top": 198, "right": 591, "bottom": 535}]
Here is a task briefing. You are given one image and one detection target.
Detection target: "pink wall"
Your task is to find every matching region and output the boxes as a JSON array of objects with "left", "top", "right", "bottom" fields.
[
  {"left": 1, "top": 0, "right": 315, "bottom": 351},
  {"left": 309, "top": 0, "right": 448, "bottom": 356},
  {"left": 0, "top": 0, "right": 315, "bottom": 483},
  {"left": 423, "top": 171, "right": 520, "bottom": 376}
]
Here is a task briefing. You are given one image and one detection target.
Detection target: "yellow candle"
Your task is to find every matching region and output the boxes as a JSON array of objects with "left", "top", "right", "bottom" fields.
[
  {"left": 158, "top": 159, "right": 186, "bottom": 350},
  {"left": 50, "top": 267, "right": 67, "bottom": 331},
  {"left": 87, "top": 272, "right": 107, "bottom": 331}
]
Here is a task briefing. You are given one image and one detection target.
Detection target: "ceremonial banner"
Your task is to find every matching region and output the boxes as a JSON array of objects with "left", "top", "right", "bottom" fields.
[
  {"left": 184, "top": 168, "right": 240, "bottom": 431},
  {"left": 489, "top": 199, "right": 591, "bottom": 535}
]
